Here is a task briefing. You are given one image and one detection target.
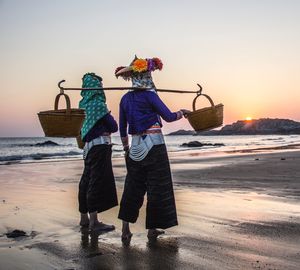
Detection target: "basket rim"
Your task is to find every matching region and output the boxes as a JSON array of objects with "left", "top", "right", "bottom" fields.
[
  {"left": 38, "top": 109, "right": 85, "bottom": 115},
  {"left": 187, "top": 103, "right": 223, "bottom": 115}
]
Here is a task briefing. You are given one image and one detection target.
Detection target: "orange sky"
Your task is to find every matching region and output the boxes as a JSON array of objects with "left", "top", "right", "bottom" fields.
[{"left": 0, "top": 0, "right": 299, "bottom": 136}]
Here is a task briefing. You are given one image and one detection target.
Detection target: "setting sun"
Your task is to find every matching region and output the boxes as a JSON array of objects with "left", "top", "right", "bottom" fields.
[{"left": 245, "top": 117, "right": 252, "bottom": 121}]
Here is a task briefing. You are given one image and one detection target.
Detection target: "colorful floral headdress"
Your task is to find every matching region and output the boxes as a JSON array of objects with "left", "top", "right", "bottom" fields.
[{"left": 115, "top": 56, "right": 163, "bottom": 80}]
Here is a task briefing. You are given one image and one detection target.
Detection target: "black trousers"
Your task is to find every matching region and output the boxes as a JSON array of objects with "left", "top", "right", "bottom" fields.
[
  {"left": 118, "top": 144, "right": 178, "bottom": 229},
  {"left": 78, "top": 144, "right": 118, "bottom": 213}
]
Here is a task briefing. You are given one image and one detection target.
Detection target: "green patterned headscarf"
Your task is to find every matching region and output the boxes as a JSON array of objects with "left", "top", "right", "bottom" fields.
[{"left": 79, "top": 73, "right": 109, "bottom": 139}]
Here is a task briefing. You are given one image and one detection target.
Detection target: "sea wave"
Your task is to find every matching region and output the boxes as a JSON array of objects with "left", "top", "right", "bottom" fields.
[
  {"left": 5, "top": 140, "right": 61, "bottom": 148},
  {"left": 262, "top": 137, "right": 284, "bottom": 141},
  {"left": 0, "top": 151, "right": 82, "bottom": 164},
  {"left": 1, "top": 135, "right": 299, "bottom": 165}
]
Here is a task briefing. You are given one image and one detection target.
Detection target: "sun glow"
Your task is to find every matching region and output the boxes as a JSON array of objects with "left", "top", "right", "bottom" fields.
[{"left": 245, "top": 116, "right": 252, "bottom": 121}]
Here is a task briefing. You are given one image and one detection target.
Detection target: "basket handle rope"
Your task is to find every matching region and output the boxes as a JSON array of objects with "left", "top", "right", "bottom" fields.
[
  {"left": 192, "top": 93, "right": 215, "bottom": 112},
  {"left": 54, "top": 93, "right": 71, "bottom": 115}
]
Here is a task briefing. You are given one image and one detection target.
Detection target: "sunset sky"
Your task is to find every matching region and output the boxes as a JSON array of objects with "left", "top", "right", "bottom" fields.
[{"left": 0, "top": 0, "right": 299, "bottom": 136}]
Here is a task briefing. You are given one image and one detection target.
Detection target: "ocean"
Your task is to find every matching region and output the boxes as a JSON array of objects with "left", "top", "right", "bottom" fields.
[{"left": 0, "top": 135, "right": 299, "bottom": 165}]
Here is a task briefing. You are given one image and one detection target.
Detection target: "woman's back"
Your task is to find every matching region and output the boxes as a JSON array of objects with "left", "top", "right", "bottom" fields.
[{"left": 119, "top": 91, "right": 178, "bottom": 136}]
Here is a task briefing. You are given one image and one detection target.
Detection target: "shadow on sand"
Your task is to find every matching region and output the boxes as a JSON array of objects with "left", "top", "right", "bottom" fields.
[{"left": 79, "top": 228, "right": 182, "bottom": 270}]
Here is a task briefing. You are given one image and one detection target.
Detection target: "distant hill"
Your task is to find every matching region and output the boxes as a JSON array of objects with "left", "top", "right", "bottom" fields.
[
  {"left": 168, "top": 118, "right": 300, "bottom": 135},
  {"left": 167, "top": 129, "right": 196, "bottom": 136},
  {"left": 216, "top": 118, "right": 300, "bottom": 135}
]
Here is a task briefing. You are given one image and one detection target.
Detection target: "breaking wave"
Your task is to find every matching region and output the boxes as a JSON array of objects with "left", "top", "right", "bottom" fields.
[{"left": 0, "top": 151, "right": 81, "bottom": 164}]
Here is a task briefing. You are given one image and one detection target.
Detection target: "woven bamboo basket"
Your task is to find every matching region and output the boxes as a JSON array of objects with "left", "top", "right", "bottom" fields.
[
  {"left": 187, "top": 93, "right": 224, "bottom": 132},
  {"left": 38, "top": 93, "right": 85, "bottom": 137}
]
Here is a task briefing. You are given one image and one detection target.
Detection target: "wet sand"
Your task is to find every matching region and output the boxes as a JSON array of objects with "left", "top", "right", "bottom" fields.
[{"left": 0, "top": 148, "right": 300, "bottom": 270}]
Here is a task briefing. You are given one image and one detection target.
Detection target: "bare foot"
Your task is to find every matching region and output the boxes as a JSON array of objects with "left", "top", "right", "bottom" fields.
[
  {"left": 121, "top": 221, "right": 132, "bottom": 245},
  {"left": 147, "top": 229, "right": 165, "bottom": 241},
  {"left": 121, "top": 232, "right": 133, "bottom": 246},
  {"left": 80, "top": 213, "right": 89, "bottom": 227},
  {"left": 89, "top": 221, "right": 115, "bottom": 232}
]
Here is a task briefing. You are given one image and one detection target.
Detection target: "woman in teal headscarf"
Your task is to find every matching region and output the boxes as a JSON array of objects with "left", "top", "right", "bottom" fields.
[{"left": 78, "top": 73, "right": 118, "bottom": 232}]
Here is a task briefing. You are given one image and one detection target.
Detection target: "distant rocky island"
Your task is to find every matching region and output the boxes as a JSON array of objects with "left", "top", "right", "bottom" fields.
[{"left": 168, "top": 118, "right": 300, "bottom": 135}]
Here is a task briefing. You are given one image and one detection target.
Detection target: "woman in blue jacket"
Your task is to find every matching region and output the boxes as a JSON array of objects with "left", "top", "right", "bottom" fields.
[{"left": 115, "top": 57, "right": 190, "bottom": 243}]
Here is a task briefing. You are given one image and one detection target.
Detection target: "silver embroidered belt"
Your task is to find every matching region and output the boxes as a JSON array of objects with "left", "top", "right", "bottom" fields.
[
  {"left": 83, "top": 136, "right": 111, "bottom": 159},
  {"left": 129, "top": 133, "right": 165, "bottom": 161}
]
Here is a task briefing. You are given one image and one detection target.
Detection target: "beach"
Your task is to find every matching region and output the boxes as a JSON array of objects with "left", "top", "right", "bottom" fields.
[
  {"left": 2, "top": 0, "right": 300, "bottom": 269},
  {"left": 0, "top": 148, "right": 300, "bottom": 270}
]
